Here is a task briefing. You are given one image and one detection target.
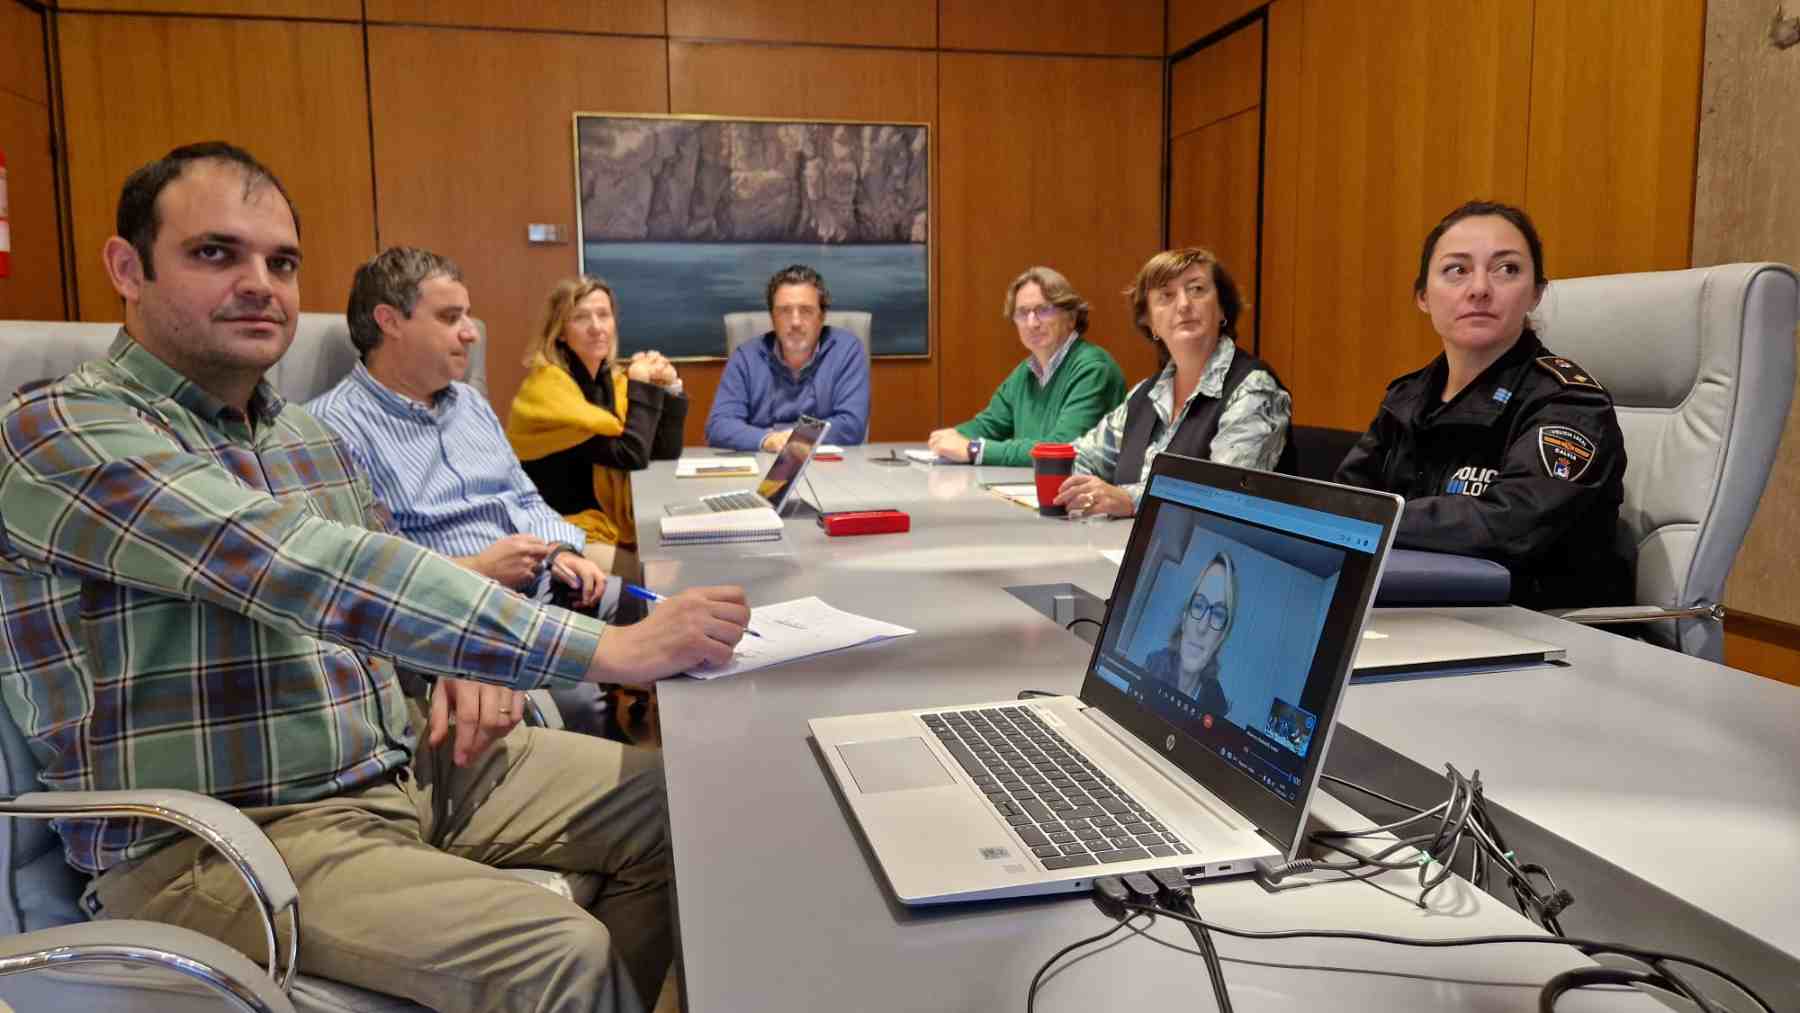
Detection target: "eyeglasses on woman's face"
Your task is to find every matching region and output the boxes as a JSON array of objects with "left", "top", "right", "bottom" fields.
[{"left": 1185, "top": 593, "right": 1229, "bottom": 632}]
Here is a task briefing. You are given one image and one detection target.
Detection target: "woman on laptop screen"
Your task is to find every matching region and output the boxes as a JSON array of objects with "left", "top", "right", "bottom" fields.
[
  {"left": 1332, "top": 201, "right": 1630, "bottom": 609},
  {"left": 1145, "top": 552, "right": 1237, "bottom": 717},
  {"left": 1054, "top": 248, "right": 1294, "bottom": 519}
]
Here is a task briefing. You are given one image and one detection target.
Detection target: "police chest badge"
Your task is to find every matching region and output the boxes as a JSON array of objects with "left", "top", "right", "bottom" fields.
[
  {"left": 1538, "top": 425, "right": 1596, "bottom": 481},
  {"left": 1445, "top": 465, "right": 1497, "bottom": 496}
]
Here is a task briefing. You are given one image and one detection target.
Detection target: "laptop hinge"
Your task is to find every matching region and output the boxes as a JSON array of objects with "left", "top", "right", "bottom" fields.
[{"left": 1078, "top": 706, "right": 1256, "bottom": 833}]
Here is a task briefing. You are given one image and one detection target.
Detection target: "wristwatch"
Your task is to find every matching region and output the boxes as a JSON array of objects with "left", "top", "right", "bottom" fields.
[
  {"left": 541, "top": 542, "right": 579, "bottom": 573},
  {"left": 966, "top": 438, "right": 983, "bottom": 464}
]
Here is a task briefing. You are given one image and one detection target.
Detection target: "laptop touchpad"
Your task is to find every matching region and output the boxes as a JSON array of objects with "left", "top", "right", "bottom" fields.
[{"left": 836, "top": 738, "right": 954, "bottom": 794}]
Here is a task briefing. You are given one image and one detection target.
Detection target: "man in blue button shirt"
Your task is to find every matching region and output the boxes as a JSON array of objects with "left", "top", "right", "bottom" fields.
[
  {"left": 309, "top": 246, "right": 621, "bottom": 734},
  {"left": 705, "top": 264, "right": 871, "bottom": 452}
]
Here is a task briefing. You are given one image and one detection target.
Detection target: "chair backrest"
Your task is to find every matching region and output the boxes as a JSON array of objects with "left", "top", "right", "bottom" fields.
[
  {"left": 1533, "top": 263, "right": 1798, "bottom": 660},
  {"left": 0, "top": 314, "right": 488, "bottom": 404},
  {"left": 0, "top": 707, "right": 84, "bottom": 933}
]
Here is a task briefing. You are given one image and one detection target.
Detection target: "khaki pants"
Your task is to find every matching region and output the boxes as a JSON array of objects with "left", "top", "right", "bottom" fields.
[
  {"left": 87, "top": 722, "right": 671, "bottom": 1013},
  {"left": 582, "top": 542, "right": 641, "bottom": 584}
]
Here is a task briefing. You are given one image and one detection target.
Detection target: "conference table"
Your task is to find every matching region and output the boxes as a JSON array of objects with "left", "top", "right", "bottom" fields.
[{"left": 631, "top": 445, "right": 1781, "bottom": 1012}]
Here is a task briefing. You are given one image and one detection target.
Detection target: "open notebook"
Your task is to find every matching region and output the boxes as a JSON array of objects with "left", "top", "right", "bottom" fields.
[{"left": 659, "top": 505, "right": 784, "bottom": 545}]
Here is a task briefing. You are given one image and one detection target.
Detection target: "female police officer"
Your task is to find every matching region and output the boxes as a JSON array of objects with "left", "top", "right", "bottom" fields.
[{"left": 1333, "top": 201, "right": 1631, "bottom": 609}]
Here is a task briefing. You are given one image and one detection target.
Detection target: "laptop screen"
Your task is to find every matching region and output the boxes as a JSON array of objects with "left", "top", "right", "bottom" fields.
[
  {"left": 1078, "top": 456, "right": 1398, "bottom": 856},
  {"left": 756, "top": 416, "right": 830, "bottom": 511}
]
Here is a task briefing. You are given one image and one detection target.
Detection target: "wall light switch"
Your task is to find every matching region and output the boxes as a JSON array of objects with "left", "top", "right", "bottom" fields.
[{"left": 527, "top": 224, "right": 565, "bottom": 244}]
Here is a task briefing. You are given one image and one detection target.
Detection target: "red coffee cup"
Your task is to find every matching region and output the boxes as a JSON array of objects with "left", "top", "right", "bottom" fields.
[{"left": 1030, "top": 443, "right": 1077, "bottom": 516}]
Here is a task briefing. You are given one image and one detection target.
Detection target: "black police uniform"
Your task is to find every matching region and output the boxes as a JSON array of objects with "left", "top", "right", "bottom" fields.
[{"left": 1334, "top": 330, "right": 1631, "bottom": 609}]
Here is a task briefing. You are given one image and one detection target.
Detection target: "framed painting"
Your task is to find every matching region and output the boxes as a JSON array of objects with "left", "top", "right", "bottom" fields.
[{"left": 572, "top": 112, "right": 930, "bottom": 360}]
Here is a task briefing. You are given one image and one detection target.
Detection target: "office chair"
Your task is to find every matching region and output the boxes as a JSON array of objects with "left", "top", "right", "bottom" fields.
[{"left": 1533, "top": 262, "right": 1799, "bottom": 662}]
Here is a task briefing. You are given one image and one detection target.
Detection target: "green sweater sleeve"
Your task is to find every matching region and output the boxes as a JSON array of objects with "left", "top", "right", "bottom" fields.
[
  {"left": 979, "top": 345, "right": 1127, "bottom": 467},
  {"left": 954, "top": 372, "right": 1018, "bottom": 445}
]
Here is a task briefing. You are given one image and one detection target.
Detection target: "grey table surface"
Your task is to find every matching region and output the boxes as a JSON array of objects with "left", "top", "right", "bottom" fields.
[{"left": 632, "top": 445, "right": 1676, "bottom": 1012}]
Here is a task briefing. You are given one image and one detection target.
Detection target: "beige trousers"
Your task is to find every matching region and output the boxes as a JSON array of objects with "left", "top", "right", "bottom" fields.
[
  {"left": 87, "top": 723, "right": 671, "bottom": 1013},
  {"left": 582, "top": 542, "right": 641, "bottom": 584}
]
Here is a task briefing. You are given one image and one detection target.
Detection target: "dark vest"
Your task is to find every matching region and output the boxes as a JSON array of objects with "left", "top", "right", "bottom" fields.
[{"left": 1113, "top": 346, "right": 1297, "bottom": 480}]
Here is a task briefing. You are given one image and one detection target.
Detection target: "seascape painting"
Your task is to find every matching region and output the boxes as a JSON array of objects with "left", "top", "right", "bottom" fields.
[{"left": 574, "top": 114, "right": 930, "bottom": 359}]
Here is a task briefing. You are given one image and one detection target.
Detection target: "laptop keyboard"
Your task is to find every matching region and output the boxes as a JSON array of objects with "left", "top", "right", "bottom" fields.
[
  {"left": 704, "top": 491, "right": 765, "bottom": 512},
  {"left": 921, "top": 706, "right": 1192, "bottom": 871}
]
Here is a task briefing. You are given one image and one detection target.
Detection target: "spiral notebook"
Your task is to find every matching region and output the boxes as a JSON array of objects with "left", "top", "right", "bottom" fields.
[{"left": 659, "top": 505, "right": 785, "bottom": 545}]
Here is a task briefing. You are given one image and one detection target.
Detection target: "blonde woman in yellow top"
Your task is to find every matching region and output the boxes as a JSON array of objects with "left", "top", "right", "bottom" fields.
[{"left": 507, "top": 277, "right": 687, "bottom": 580}]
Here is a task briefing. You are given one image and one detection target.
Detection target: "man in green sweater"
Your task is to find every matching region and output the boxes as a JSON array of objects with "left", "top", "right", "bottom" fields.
[{"left": 927, "top": 266, "right": 1127, "bottom": 466}]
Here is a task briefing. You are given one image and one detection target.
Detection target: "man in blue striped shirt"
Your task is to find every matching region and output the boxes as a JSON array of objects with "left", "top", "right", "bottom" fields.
[
  {"left": 308, "top": 248, "right": 637, "bottom": 735},
  {"left": 308, "top": 247, "right": 611, "bottom": 603}
]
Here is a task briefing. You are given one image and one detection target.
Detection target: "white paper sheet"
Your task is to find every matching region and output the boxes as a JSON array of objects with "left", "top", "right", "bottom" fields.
[
  {"left": 985, "top": 483, "right": 1040, "bottom": 509},
  {"left": 904, "top": 448, "right": 947, "bottom": 464},
  {"left": 690, "top": 596, "right": 916, "bottom": 680},
  {"left": 676, "top": 455, "right": 758, "bottom": 478}
]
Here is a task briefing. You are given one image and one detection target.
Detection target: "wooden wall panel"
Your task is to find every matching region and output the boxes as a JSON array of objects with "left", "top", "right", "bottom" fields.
[
  {"left": 1168, "top": 17, "right": 1259, "bottom": 137},
  {"left": 1168, "top": 109, "right": 1259, "bottom": 346},
  {"left": 1, "top": 0, "right": 49, "bottom": 104},
  {"left": 1169, "top": 0, "right": 1263, "bottom": 54},
  {"left": 670, "top": 41, "right": 935, "bottom": 444},
  {"left": 1255, "top": 0, "right": 1303, "bottom": 382},
  {"left": 1724, "top": 613, "right": 1800, "bottom": 687},
  {"left": 366, "top": 0, "right": 664, "bottom": 35},
  {"left": 1525, "top": 0, "right": 1703, "bottom": 281},
  {"left": 666, "top": 0, "right": 934, "bottom": 48},
  {"left": 57, "top": 14, "right": 375, "bottom": 323},
  {"left": 368, "top": 27, "right": 666, "bottom": 420},
  {"left": 669, "top": 41, "right": 933, "bottom": 120},
  {"left": 941, "top": 0, "right": 1162, "bottom": 57},
  {"left": 939, "top": 53, "right": 1162, "bottom": 432},
  {"left": 1282, "top": 0, "right": 1531, "bottom": 429},
  {"left": 1695, "top": 0, "right": 1800, "bottom": 641},
  {"left": 59, "top": 0, "right": 361, "bottom": 18}
]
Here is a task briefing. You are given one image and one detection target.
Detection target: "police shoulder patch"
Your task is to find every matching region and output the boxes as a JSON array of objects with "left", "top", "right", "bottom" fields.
[
  {"left": 1535, "top": 356, "right": 1605, "bottom": 392},
  {"left": 1538, "top": 425, "right": 1597, "bottom": 481}
]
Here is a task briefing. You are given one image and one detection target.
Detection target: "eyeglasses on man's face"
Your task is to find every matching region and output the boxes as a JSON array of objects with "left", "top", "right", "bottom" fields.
[
  {"left": 1185, "top": 593, "right": 1229, "bottom": 631},
  {"left": 1012, "top": 303, "right": 1063, "bottom": 323}
]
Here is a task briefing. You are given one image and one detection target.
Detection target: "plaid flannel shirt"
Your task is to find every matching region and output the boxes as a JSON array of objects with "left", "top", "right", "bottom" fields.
[{"left": 0, "top": 332, "right": 603, "bottom": 875}]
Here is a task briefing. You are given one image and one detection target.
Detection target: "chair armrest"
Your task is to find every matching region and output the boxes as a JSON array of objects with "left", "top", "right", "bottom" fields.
[
  {"left": 1375, "top": 549, "right": 1512, "bottom": 606},
  {"left": 523, "top": 688, "right": 566, "bottom": 730},
  {"left": 0, "top": 919, "right": 297, "bottom": 1013},
  {"left": 0, "top": 788, "right": 299, "bottom": 992},
  {"left": 1547, "top": 602, "right": 1726, "bottom": 626}
]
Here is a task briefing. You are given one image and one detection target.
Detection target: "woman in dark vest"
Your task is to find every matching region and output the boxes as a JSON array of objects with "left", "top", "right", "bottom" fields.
[{"left": 1055, "top": 247, "right": 1294, "bottom": 518}]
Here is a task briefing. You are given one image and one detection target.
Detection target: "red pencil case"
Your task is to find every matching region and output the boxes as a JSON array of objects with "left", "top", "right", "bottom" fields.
[{"left": 819, "top": 509, "right": 910, "bottom": 536}]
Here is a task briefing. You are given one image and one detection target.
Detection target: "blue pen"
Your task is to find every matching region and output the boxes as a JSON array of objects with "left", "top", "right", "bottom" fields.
[{"left": 623, "top": 583, "right": 762, "bottom": 637}]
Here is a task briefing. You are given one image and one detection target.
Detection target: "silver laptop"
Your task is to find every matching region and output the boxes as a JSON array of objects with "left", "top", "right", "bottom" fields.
[
  {"left": 810, "top": 454, "right": 1404, "bottom": 905},
  {"left": 1354, "top": 611, "right": 1565, "bottom": 676},
  {"left": 668, "top": 416, "right": 830, "bottom": 517}
]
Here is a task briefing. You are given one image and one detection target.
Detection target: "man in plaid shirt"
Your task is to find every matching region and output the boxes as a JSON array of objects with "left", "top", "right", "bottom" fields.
[{"left": 0, "top": 141, "right": 746, "bottom": 1013}]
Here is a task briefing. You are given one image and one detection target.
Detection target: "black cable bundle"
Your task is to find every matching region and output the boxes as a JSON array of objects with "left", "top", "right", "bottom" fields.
[{"left": 1261, "top": 765, "right": 1572, "bottom": 932}]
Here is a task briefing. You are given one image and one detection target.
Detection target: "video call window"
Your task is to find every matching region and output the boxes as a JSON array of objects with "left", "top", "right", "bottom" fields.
[{"left": 1093, "top": 486, "right": 1355, "bottom": 801}]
